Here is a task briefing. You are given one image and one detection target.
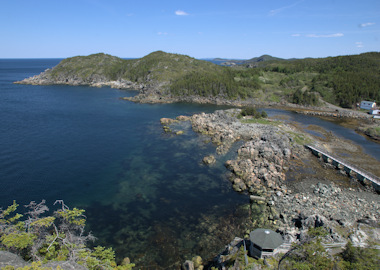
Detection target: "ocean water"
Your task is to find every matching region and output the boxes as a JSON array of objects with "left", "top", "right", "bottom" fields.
[
  {"left": 0, "top": 59, "right": 250, "bottom": 268},
  {"left": 1, "top": 59, "right": 379, "bottom": 269}
]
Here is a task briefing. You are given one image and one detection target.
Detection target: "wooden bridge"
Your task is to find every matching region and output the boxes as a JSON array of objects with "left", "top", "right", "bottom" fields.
[{"left": 305, "top": 145, "right": 380, "bottom": 189}]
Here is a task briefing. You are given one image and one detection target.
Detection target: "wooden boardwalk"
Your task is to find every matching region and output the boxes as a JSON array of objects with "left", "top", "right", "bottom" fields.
[{"left": 305, "top": 145, "right": 380, "bottom": 187}]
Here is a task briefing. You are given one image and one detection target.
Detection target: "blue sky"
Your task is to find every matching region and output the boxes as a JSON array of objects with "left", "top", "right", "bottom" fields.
[{"left": 1, "top": 0, "right": 379, "bottom": 59}]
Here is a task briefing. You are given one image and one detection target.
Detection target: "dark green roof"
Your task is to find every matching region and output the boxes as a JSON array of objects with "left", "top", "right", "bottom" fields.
[{"left": 249, "top": 229, "right": 284, "bottom": 250}]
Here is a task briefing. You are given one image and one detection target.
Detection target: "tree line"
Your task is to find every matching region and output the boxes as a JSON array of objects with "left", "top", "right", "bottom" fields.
[{"left": 169, "top": 68, "right": 261, "bottom": 99}]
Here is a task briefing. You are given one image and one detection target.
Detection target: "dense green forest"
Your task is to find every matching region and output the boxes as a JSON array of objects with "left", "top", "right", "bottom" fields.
[
  {"left": 45, "top": 51, "right": 380, "bottom": 108},
  {"left": 169, "top": 68, "right": 261, "bottom": 99},
  {"left": 262, "top": 52, "right": 380, "bottom": 108}
]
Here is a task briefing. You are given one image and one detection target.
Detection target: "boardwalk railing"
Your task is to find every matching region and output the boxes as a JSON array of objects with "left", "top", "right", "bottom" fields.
[{"left": 305, "top": 145, "right": 380, "bottom": 186}]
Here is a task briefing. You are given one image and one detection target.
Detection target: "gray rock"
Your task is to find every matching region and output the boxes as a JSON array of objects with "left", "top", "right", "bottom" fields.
[
  {"left": 0, "top": 251, "right": 29, "bottom": 269},
  {"left": 0, "top": 251, "right": 87, "bottom": 270},
  {"left": 44, "top": 261, "right": 88, "bottom": 270}
]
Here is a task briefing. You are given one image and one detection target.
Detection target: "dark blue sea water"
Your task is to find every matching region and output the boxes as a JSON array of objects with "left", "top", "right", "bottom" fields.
[
  {"left": 1, "top": 59, "right": 379, "bottom": 269},
  {"left": 0, "top": 59, "right": 249, "bottom": 268}
]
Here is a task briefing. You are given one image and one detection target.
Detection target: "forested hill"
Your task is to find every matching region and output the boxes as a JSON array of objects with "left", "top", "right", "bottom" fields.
[
  {"left": 16, "top": 51, "right": 261, "bottom": 99},
  {"left": 260, "top": 52, "right": 380, "bottom": 108},
  {"left": 17, "top": 51, "right": 380, "bottom": 108}
]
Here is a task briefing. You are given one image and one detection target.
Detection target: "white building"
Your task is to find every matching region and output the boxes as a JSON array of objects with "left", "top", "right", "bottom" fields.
[
  {"left": 370, "top": 109, "right": 380, "bottom": 115},
  {"left": 360, "top": 101, "right": 376, "bottom": 110}
]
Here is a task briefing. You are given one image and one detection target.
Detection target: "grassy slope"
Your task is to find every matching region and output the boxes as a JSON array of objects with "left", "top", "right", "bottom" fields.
[
  {"left": 50, "top": 53, "right": 125, "bottom": 81},
  {"left": 49, "top": 51, "right": 225, "bottom": 84}
]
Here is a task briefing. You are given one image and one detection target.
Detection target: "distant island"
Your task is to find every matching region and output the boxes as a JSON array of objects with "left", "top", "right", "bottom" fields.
[{"left": 16, "top": 51, "right": 380, "bottom": 109}]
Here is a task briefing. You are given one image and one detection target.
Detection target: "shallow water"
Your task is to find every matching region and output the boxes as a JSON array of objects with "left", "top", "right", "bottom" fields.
[{"left": 266, "top": 108, "right": 380, "bottom": 161}]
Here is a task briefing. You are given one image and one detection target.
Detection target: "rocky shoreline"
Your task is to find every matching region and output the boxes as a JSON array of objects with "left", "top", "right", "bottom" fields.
[
  {"left": 15, "top": 70, "right": 379, "bottom": 133},
  {"left": 15, "top": 72, "right": 145, "bottom": 90},
  {"left": 295, "top": 109, "right": 375, "bottom": 120},
  {"left": 161, "top": 109, "right": 380, "bottom": 268}
]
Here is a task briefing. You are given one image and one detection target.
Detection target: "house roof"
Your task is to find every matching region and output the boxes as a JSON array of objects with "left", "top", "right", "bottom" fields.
[{"left": 249, "top": 229, "right": 284, "bottom": 250}]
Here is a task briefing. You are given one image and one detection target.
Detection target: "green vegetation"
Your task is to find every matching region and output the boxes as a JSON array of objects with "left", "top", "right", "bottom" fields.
[
  {"left": 240, "top": 118, "right": 280, "bottom": 125},
  {"left": 122, "top": 51, "right": 224, "bottom": 83},
  {"left": 208, "top": 226, "right": 379, "bottom": 270},
  {"left": 292, "top": 88, "right": 320, "bottom": 106},
  {"left": 50, "top": 53, "right": 125, "bottom": 82},
  {"left": 278, "top": 227, "right": 379, "bottom": 270},
  {"left": 286, "top": 131, "right": 313, "bottom": 145},
  {"left": 279, "top": 240, "right": 380, "bottom": 270},
  {"left": 46, "top": 51, "right": 380, "bottom": 108},
  {"left": 170, "top": 68, "right": 260, "bottom": 99},
  {"left": 239, "top": 107, "right": 267, "bottom": 118},
  {"left": 338, "top": 241, "right": 380, "bottom": 269},
  {"left": 237, "top": 108, "right": 280, "bottom": 125},
  {"left": 280, "top": 239, "right": 335, "bottom": 269},
  {"left": 0, "top": 201, "right": 134, "bottom": 270},
  {"left": 262, "top": 52, "right": 380, "bottom": 108},
  {"left": 364, "top": 125, "right": 380, "bottom": 138}
]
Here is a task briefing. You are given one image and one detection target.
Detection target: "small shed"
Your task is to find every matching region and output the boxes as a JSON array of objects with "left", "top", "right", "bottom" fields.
[
  {"left": 249, "top": 229, "right": 284, "bottom": 259},
  {"left": 360, "top": 101, "right": 376, "bottom": 110}
]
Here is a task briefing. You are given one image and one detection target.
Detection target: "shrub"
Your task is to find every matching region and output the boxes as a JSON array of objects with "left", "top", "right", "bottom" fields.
[
  {"left": 240, "top": 107, "right": 268, "bottom": 119},
  {"left": 0, "top": 200, "right": 134, "bottom": 270}
]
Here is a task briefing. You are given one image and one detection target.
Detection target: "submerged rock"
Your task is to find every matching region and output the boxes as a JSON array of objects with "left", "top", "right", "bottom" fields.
[
  {"left": 202, "top": 155, "right": 216, "bottom": 165},
  {"left": 160, "top": 117, "right": 178, "bottom": 125}
]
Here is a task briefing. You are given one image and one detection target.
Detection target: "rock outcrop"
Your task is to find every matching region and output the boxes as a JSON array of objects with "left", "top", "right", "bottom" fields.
[
  {"left": 297, "top": 109, "right": 374, "bottom": 120},
  {"left": 190, "top": 109, "right": 295, "bottom": 196},
  {"left": 0, "top": 251, "right": 87, "bottom": 270},
  {"left": 15, "top": 71, "right": 144, "bottom": 90}
]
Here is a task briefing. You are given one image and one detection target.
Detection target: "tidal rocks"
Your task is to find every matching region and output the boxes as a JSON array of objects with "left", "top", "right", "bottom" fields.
[
  {"left": 297, "top": 109, "right": 373, "bottom": 120},
  {"left": 160, "top": 117, "right": 179, "bottom": 125},
  {"left": 202, "top": 155, "right": 216, "bottom": 165},
  {"left": 226, "top": 133, "right": 291, "bottom": 194},
  {"left": 15, "top": 71, "right": 145, "bottom": 90},
  {"left": 160, "top": 117, "right": 177, "bottom": 133},
  {"left": 176, "top": 115, "right": 191, "bottom": 121}
]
